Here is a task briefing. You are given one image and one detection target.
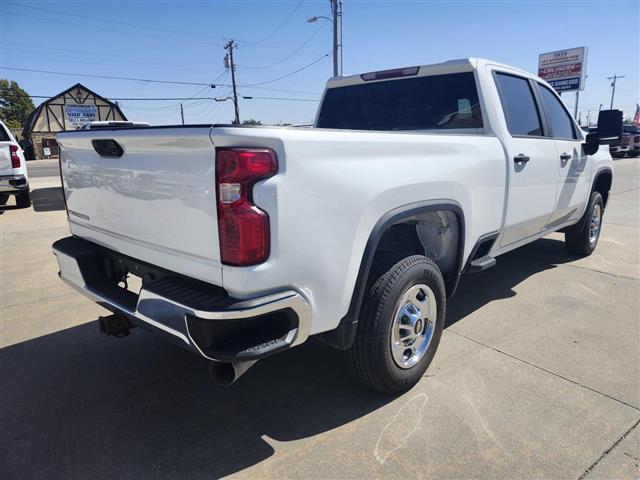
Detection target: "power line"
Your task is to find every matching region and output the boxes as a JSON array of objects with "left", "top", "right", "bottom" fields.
[
  {"left": 2, "top": 42, "right": 218, "bottom": 72},
  {"left": 239, "top": 19, "right": 329, "bottom": 70},
  {"left": 240, "top": 53, "right": 330, "bottom": 87},
  {"left": 244, "top": 85, "right": 321, "bottom": 95},
  {"left": 6, "top": 93, "right": 319, "bottom": 103},
  {"left": 240, "top": 96, "right": 319, "bottom": 102},
  {"left": 2, "top": 10, "right": 215, "bottom": 47},
  {"left": 3, "top": 65, "right": 324, "bottom": 93},
  {"left": 245, "top": 0, "right": 302, "bottom": 46},
  {"left": 1, "top": 67, "right": 221, "bottom": 87},
  {"left": 5, "top": 2, "right": 236, "bottom": 43}
]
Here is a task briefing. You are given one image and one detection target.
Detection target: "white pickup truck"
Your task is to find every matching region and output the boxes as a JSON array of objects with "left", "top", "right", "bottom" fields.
[
  {"left": 0, "top": 121, "right": 31, "bottom": 208},
  {"left": 53, "top": 59, "right": 621, "bottom": 393}
]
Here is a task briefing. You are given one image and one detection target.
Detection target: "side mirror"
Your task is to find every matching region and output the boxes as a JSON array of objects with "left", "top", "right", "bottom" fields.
[
  {"left": 596, "top": 109, "right": 623, "bottom": 145},
  {"left": 583, "top": 109, "right": 623, "bottom": 156}
]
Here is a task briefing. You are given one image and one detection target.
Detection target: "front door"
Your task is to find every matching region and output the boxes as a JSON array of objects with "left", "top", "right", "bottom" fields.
[{"left": 493, "top": 72, "right": 559, "bottom": 247}]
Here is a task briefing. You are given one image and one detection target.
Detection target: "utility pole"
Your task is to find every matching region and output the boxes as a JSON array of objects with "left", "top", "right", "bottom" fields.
[
  {"left": 574, "top": 74, "right": 587, "bottom": 121},
  {"left": 607, "top": 74, "right": 625, "bottom": 109},
  {"left": 180, "top": 103, "right": 185, "bottom": 125},
  {"left": 307, "top": 0, "right": 343, "bottom": 76},
  {"left": 224, "top": 40, "right": 241, "bottom": 124},
  {"left": 331, "top": 0, "right": 343, "bottom": 77}
]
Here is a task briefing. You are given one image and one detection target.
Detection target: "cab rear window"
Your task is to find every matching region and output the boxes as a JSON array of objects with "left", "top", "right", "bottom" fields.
[{"left": 317, "top": 72, "right": 483, "bottom": 131}]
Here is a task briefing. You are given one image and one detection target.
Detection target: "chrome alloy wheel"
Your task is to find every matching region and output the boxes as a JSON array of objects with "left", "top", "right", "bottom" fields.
[
  {"left": 390, "top": 284, "right": 437, "bottom": 369},
  {"left": 589, "top": 203, "right": 602, "bottom": 247}
]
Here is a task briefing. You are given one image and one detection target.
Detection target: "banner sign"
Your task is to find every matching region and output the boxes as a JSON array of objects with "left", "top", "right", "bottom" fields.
[
  {"left": 538, "top": 47, "right": 587, "bottom": 92},
  {"left": 65, "top": 104, "right": 97, "bottom": 128}
]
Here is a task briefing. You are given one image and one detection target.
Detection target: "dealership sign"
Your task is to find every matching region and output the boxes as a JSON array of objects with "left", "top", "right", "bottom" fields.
[
  {"left": 538, "top": 47, "right": 587, "bottom": 92},
  {"left": 65, "top": 104, "right": 97, "bottom": 128}
]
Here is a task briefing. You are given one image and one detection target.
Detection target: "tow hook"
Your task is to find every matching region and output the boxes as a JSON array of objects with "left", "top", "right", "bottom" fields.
[{"left": 98, "top": 314, "right": 133, "bottom": 337}]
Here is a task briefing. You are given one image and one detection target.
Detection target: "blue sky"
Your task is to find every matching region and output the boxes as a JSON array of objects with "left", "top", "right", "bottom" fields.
[{"left": 1, "top": 0, "right": 638, "bottom": 125}]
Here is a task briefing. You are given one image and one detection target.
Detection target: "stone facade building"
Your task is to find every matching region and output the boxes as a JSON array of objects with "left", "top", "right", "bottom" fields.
[{"left": 22, "top": 83, "right": 127, "bottom": 159}]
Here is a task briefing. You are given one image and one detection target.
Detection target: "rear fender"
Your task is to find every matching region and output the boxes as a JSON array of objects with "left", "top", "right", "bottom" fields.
[{"left": 319, "top": 200, "right": 465, "bottom": 349}]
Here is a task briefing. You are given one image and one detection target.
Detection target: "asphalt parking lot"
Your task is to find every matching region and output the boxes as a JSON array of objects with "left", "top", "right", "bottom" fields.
[{"left": 1, "top": 158, "right": 639, "bottom": 479}]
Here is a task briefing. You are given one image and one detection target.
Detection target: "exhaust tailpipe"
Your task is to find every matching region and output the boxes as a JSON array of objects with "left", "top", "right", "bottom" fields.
[{"left": 209, "top": 360, "right": 256, "bottom": 386}]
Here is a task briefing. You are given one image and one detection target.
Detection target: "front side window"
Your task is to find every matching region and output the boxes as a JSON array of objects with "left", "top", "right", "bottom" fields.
[
  {"left": 494, "top": 73, "right": 542, "bottom": 137},
  {"left": 316, "top": 72, "right": 483, "bottom": 131},
  {"left": 538, "top": 85, "right": 577, "bottom": 140}
]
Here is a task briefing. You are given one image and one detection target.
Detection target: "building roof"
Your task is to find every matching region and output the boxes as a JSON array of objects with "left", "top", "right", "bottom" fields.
[{"left": 22, "top": 82, "right": 126, "bottom": 137}]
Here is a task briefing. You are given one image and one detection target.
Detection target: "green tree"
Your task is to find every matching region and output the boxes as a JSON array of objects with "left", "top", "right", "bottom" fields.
[
  {"left": 242, "top": 118, "right": 262, "bottom": 125},
  {"left": 0, "top": 79, "right": 35, "bottom": 129}
]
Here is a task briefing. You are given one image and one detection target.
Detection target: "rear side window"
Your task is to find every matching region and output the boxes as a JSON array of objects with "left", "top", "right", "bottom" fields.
[
  {"left": 316, "top": 72, "right": 483, "bottom": 131},
  {"left": 538, "top": 85, "right": 577, "bottom": 139},
  {"left": 494, "top": 73, "right": 542, "bottom": 137},
  {"left": 0, "top": 125, "right": 11, "bottom": 142}
]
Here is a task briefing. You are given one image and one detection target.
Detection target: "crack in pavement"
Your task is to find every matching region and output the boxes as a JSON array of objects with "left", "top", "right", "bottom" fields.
[
  {"left": 577, "top": 418, "right": 640, "bottom": 480},
  {"left": 609, "top": 187, "right": 640, "bottom": 196},
  {"left": 560, "top": 262, "right": 639, "bottom": 282},
  {"left": 446, "top": 329, "right": 640, "bottom": 412}
]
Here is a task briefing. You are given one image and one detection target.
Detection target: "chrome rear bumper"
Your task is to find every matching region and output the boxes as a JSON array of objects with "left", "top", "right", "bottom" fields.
[{"left": 53, "top": 236, "right": 311, "bottom": 361}]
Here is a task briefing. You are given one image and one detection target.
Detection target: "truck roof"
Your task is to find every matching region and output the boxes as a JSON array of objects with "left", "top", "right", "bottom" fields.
[{"left": 325, "top": 58, "right": 534, "bottom": 89}]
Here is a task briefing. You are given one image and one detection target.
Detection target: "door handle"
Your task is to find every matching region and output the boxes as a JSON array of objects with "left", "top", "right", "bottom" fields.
[
  {"left": 514, "top": 154, "right": 530, "bottom": 164},
  {"left": 560, "top": 152, "right": 572, "bottom": 161}
]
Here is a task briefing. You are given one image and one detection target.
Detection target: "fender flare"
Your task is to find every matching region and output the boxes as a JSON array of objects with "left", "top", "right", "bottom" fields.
[
  {"left": 318, "top": 200, "right": 465, "bottom": 350},
  {"left": 569, "top": 166, "right": 613, "bottom": 234}
]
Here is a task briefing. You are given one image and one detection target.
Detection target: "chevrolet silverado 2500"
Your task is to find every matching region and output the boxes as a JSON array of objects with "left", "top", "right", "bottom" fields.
[
  {"left": 53, "top": 59, "right": 621, "bottom": 393},
  {"left": 0, "top": 120, "right": 31, "bottom": 208}
]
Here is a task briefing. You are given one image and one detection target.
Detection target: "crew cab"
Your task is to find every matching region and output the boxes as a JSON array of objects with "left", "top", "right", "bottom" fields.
[
  {"left": 0, "top": 121, "right": 31, "bottom": 208},
  {"left": 53, "top": 59, "right": 621, "bottom": 393}
]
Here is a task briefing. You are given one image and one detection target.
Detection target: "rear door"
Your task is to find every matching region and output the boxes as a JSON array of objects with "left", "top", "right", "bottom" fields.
[
  {"left": 493, "top": 72, "right": 559, "bottom": 246},
  {"left": 535, "top": 83, "right": 590, "bottom": 226}
]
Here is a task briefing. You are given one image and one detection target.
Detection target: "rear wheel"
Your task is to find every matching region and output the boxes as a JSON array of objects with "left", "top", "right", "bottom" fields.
[
  {"left": 565, "top": 191, "right": 603, "bottom": 256},
  {"left": 15, "top": 189, "right": 31, "bottom": 209},
  {"left": 345, "top": 254, "right": 445, "bottom": 393},
  {"left": 0, "top": 193, "right": 8, "bottom": 206}
]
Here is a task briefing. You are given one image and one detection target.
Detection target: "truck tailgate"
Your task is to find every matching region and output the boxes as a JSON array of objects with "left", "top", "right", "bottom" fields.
[
  {"left": 56, "top": 127, "right": 222, "bottom": 285},
  {"left": 0, "top": 143, "right": 13, "bottom": 174}
]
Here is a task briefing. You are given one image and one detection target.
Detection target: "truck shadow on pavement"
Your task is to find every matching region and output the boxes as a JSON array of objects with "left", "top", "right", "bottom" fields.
[
  {"left": 30, "top": 187, "right": 66, "bottom": 212},
  {"left": 1, "top": 237, "right": 580, "bottom": 479},
  {"left": 446, "top": 237, "right": 579, "bottom": 327}
]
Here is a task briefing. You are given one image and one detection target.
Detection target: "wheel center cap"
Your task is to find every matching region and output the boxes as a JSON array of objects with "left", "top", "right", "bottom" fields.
[{"left": 414, "top": 319, "right": 423, "bottom": 335}]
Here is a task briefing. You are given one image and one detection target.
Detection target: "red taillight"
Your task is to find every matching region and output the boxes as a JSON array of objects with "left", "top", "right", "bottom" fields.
[
  {"left": 9, "top": 145, "right": 21, "bottom": 168},
  {"left": 216, "top": 148, "right": 278, "bottom": 266}
]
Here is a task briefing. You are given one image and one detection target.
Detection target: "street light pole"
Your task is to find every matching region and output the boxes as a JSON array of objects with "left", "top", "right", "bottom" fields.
[
  {"left": 307, "top": 0, "right": 343, "bottom": 77},
  {"left": 331, "top": 0, "right": 342, "bottom": 77}
]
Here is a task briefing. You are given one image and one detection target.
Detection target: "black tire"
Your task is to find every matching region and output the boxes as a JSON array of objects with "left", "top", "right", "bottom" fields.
[
  {"left": 15, "top": 189, "right": 31, "bottom": 209},
  {"left": 0, "top": 193, "right": 8, "bottom": 206},
  {"left": 565, "top": 191, "right": 604, "bottom": 256},
  {"left": 345, "top": 254, "right": 446, "bottom": 393}
]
